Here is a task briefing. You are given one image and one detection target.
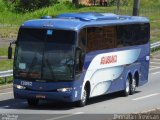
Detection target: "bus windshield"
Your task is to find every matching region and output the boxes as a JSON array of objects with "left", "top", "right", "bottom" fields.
[{"left": 14, "top": 28, "right": 75, "bottom": 82}]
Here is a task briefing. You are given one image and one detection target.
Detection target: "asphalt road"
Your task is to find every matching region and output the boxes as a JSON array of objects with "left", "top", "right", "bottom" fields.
[{"left": 0, "top": 57, "right": 160, "bottom": 120}]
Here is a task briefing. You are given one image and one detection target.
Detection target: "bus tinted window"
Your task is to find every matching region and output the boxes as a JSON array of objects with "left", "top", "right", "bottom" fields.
[
  {"left": 47, "top": 30, "right": 75, "bottom": 44},
  {"left": 117, "top": 23, "right": 150, "bottom": 47},
  {"left": 80, "top": 23, "right": 149, "bottom": 52},
  {"left": 87, "top": 26, "right": 116, "bottom": 52}
]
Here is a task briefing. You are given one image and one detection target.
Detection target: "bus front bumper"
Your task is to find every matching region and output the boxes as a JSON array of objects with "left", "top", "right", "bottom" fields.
[{"left": 13, "top": 88, "right": 79, "bottom": 102}]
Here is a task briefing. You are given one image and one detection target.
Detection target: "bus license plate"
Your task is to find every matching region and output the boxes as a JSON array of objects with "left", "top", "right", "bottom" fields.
[{"left": 36, "top": 95, "right": 46, "bottom": 99}]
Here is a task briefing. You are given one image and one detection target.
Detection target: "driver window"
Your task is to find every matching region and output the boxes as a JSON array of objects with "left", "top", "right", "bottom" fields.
[
  {"left": 79, "top": 28, "right": 87, "bottom": 49},
  {"left": 75, "top": 48, "right": 83, "bottom": 75},
  {"left": 75, "top": 29, "right": 87, "bottom": 74}
]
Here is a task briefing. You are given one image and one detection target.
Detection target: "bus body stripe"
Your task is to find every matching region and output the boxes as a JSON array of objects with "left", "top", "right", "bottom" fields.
[{"left": 83, "top": 49, "right": 141, "bottom": 97}]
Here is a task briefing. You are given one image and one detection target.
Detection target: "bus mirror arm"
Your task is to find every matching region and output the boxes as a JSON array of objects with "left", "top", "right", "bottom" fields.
[{"left": 8, "top": 40, "right": 17, "bottom": 59}]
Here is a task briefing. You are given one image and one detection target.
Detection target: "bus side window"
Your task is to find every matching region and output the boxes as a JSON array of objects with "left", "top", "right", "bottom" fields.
[
  {"left": 75, "top": 48, "right": 83, "bottom": 74},
  {"left": 76, "top": 29, "right": 87, "bottom": 74},
  {"left": 79, "top": 29, "right": 87, "bottom": 48},
  {"left": 87, "top": 26, "right": 117, "bottom": 52},
  {"left": 116, "top": 23, "right": 150, "bottom": 48}
]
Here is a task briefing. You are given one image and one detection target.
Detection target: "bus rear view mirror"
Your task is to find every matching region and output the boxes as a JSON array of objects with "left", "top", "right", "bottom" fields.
[
  {"left": 8, "top": 41, "right": 17, "bottom": 59},
  {"left": 8, "top": 44, "right": 12, "bottom": 59}
]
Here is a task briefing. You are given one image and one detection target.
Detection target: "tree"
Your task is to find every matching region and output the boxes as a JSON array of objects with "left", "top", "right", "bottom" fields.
[
  {"left": 4, "top": 0, "right": 58, "bottom": 13},
  {"left": 117, "top": 0, "right": 120, "bottom": 13},
  {"left": 72, "top": 0, "right": 79, "bottom": 6}
]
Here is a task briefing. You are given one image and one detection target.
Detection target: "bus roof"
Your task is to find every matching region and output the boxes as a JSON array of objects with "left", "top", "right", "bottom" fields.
[{"left": 22, "top": 12, "right": 149, "bottom": 31}]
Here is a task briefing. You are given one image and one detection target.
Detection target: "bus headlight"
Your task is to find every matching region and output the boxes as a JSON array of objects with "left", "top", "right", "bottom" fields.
[
  {"left": 14, "top": 84, "right": 26, "bottom": 90},
  {"left": 57, "top": 87, "right": 73, "bottom": 92}
]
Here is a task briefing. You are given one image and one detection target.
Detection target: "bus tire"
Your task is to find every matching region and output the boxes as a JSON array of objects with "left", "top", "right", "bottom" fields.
[
  {"left": 27, "top": 99, "right": 39, "bottom": 106},
  {"left": 130, "top": 77, "right": 136, "bottom": 95},
  {"left": 123, "top": 76, "right": 131, "bottom": 96},
  {"left": 76, "top": 86, "right": 88, "bottom": 107}
]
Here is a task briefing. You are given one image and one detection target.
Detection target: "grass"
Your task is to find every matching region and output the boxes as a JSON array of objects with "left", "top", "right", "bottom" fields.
[
  {"left": 0, "top": 47, "right": 15, "bottom": 56},
  {"left": 0, "top": 59, "right": 13, "bottom": 71},
  {"left": 0, "top": 47, "right": 8, "bottom": 56},
  {"left": 0, "top": 26, "right": 18, "bottom": 39},
  {"left": 0, "top": 1, "right": 159, "bottom": 25},
  {"left": 0, "top": 1, "right": 160, "bottom": 41},
  {"left": 0, "top": 76, "right": 13, "bottom": 85},
  {"left": 0, "top": 1, "right": 160, "bottom": 66},
  {"left": 0, "top": 59, "right": 13, "bottom": 85}
]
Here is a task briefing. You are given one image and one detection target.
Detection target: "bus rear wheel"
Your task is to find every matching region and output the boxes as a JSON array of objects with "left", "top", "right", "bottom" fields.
[
  {"left": 76, "top": 87, "right": 88, "bottom": 107},
  {"left": 130, "top": 77, "right": 136, "bottom": 95},
  {"left": 123, "top": 76, "right": 131, "bottom": 96},
  {"left": 27, "top": 99, "right": 39, "bottom": 107}
]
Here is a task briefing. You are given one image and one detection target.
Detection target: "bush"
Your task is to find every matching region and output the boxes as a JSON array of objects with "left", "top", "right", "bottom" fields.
[{"left": 3, "top": 0, "right": 58, "bottom": 13}]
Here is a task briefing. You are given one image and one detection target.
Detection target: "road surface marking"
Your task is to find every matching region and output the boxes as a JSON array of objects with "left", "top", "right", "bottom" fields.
[
  {"left": 149, "top": 66, "right": 155, "bottom": 68},
  {"left": 0, "top": 92, "right": 13, "bottom": 95},
  {"left": 149, "top": 67, "right": 160, "bottom": 70},
  {"left": 132, "top": 93, "right": 159, "bottom": 101},
  {"left": 151, "top": 58, "right": 160, "bottom": 61},
  {"left": 150, "top": 62, "right": 160, "bottom": 65},
  {"left": 1, "top": 101, "right": 27, "bottom": 108},
  {"left": 45, "top": 112, "right": 84, "bottom": 120},
  {"left": 150, "top": 65, "right": 160, "bottom": 68},
  {"left": 152, "top": 71, "right": 160, "bottom": 75}
]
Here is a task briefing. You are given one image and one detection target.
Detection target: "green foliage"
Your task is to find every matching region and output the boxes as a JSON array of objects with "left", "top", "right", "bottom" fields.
[
  {"left": 0, "top": 59, "right": 13, "bottom": 71},
  {"left": 0, "top": 76, "right": 13, "bottom": 85},
  {"left": 3, "top": 0, "right": 58, "bottom": 13},
  {"left": 0, "top": 0, "right": 8, "bottom": 11},
  {"left": 0, "top": 0, "right": 160, "bottom": 42},
  {"left": 140, "top": 0, "right": 160, "bottom": 8}
]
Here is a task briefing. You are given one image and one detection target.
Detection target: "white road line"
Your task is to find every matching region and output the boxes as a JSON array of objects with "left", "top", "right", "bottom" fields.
[
  {"left": 0, "top": 92, "right": 13, "bottom": 95},
  {"left": 132, "top": 93, "right": 159, "bottom": 101},
  {"left": 45, "top": 112, "right": 84, "bottom": 120},
  {"left": 152, "top": 71, "right": 160, "bottom": 75},
  {"left": 151, "top": 58, "right": 160, "bottom": 61},
  {"left": 150, "top": 62, "right": 160, "bottom": 65},
  {"left": 1, "top": 101, "right": 27, "bottom": 108},
  {"left": 149, "top": 66, "right": 155, "bottom": 68},
  {"left": 149, "top": 67, "right": 160, "bottom": 70},
  {"left": 150, "top": 65, "right": 160, "bottom": 68}
]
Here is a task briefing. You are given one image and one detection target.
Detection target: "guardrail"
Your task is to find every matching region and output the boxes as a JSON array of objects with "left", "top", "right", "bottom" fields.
[
  {"left": 151, "top": 41, "right": 160, "bottom": 52},
  {"left": 0, "top": 42, "right": 160, "bottom": 83},
  {"left": 0, "top": 70, "right": 13, "bottom": 83}
]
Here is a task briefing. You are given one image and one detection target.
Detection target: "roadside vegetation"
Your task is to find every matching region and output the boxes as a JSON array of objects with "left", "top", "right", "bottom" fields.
[
  {"left": 0, "top": 59, "right": 13, "bottom": 71},
  {"left": 0, "top": 76, "right": 13, "bottom": 85},
  {"left": 0, "top": 0, "right": 160, "bottom": 41},
  {"left": 0, "top": 59, "right": 13, "bottom": 85},
  {"left": 0, "top": 0, "right": 160, "bottom": 73}
]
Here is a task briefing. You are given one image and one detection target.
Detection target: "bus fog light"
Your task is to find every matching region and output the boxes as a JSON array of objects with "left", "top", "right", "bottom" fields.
[
  {"left": 57, "top": 88, "right": 73, "bottom": 92},
  {"left": 14, "top": 84, "right": 26, "bottom": 90}
]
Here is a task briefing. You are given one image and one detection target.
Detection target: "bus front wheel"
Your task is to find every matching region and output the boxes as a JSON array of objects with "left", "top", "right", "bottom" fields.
[
  {"left": 76, "top": 87, "right": 88, "bottom": 107},
  {"left": 27, "top": 99, "right": 39, "bottom": 107}
]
